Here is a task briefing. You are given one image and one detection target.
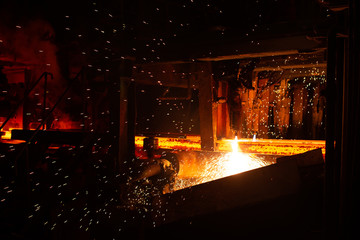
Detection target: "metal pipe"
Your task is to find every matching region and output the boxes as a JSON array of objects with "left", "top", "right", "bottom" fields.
[
  {"left": 339, "top": 1, "right": 360, "bottom": 237},
  {"left": 324, "top": 27, "right": 337, "bottom": 239},
  {"left": 81, "top": 70, "right": 86, "bottom": 131},
  {"left": 42, "top": 73, "right": 48, "bottom": 130},
  {"left": 333, "top": 36, "right": 345, "bottom": 236}
]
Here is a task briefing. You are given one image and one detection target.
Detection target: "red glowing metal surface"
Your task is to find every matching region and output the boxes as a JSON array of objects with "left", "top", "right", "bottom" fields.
[
  {"left": 135, "top": 136, "right": 325, "bottom": 191},
  {"left": 135, "top": 136, "right": 325, "bottom": 157}
]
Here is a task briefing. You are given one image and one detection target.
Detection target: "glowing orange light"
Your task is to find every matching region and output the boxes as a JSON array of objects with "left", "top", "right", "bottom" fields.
[
  {"left": 135, "top": 135, "right": 325, "bottom": 191},
  {"left": 216, "top": 138, "right": 325, "bottom": 157},
  {"left": 2, "top": 130, "right": 11, "bottom": 139},
  {"left": 135, "top": 136, "right": 325, "bottom": 157},
  {"left": 173, "top": 136, "right": 269, "bottom": 191},
  {"left": 223, "top": 136, "right": 264, "bottom": 177},
  {"left": 1, "top": 128, "right": 19, "bottom": 140},
  {"left": 135, "top": 136, "right": 201, "bottom": 151}
]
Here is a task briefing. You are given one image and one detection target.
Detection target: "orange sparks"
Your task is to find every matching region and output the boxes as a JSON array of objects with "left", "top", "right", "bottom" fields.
[
  {"left": 223, "top": 136, "right": 266, "bottom": 177},
  {"left": 173, "top": 136, "right": 269, "bottom": 191},
  {"left": 134, "top": 136, "right": 325, "bottom": 191}
]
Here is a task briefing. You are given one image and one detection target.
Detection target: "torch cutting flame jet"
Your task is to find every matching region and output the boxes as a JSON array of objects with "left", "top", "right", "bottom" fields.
[
  {"left": 231, "top": 135, "right": 239, "bottom": 152},
  {"left": 224, "top": 136, "right": 257, "bottom": 176},
  {"left": 173, "top": 136, "right": 269, "bottom": 191}
]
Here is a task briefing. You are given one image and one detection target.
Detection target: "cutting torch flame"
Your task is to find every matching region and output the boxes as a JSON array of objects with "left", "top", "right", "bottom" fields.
[
  {"left": 224, "top": 136, "right": 260, "bottom": 176},
  {"left": 253, "top": 134, "right": 257, "bottom": 141},
  {"left": 173, "top": 136, "right": 269, "bottom": 191}
]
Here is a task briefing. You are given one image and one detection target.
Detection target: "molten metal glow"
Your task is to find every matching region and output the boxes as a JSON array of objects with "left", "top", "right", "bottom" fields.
[
  {"left": 1, "top": 118, "right": 82, "bottom": 140},
  {"left": 135, "top": 136, "right": 325, "bottom": 156},
  {"left": 135, "top": 135, "right": 325, "bottom": 191},
  {"left": 217, "top": 138, "right": 325, "bottom": 156},
  {"left": 135, "top": 136, "right": 201, "bottom": 151},
  {"left": 2, "top": 130, "right": 12, "bottom": 139},
  {"left": 224, "top": 136, "right": 262, "bottom": 176},
  {"left": 173, "top": 136, "right": 268, "bottom": 191}
]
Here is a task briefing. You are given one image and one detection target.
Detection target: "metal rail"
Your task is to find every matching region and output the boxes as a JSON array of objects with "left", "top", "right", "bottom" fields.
[
  {"left": 14, "top": 69, "right": 84, "bottom": 168},
  {"left": 0, "top": 71, "right": 53, "bottom": 131}
]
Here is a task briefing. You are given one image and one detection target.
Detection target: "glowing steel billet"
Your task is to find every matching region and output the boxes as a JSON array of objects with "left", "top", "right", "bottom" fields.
[{"left": 135, "top": 136, "right": 325, "bottom": 156}]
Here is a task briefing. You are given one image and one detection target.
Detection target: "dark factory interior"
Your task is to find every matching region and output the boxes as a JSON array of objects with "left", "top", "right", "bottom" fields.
[{"left": 1, "top": 0, "right": 359, "bottom": 239}]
